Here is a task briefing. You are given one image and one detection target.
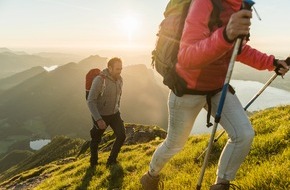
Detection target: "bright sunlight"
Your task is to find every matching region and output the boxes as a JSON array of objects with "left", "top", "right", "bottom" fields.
[{"left": 120, "top": 16, "right": 139, "bottom": 41}]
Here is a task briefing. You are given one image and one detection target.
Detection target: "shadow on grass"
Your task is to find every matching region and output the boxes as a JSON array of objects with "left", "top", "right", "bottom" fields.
[
  {"left": 75, "top": 162, "right": 124, "bottom": 190},
  {"left": 76, "top": 166, "right": 96, "bottom": 190},
  {"left": 107, "top": 163, "right": 124, "bottom": 190}
]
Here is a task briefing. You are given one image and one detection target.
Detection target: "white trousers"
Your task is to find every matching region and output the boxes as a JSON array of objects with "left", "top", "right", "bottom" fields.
[{"left": 149, "top": 90, "right": 255, "bottom": 180}]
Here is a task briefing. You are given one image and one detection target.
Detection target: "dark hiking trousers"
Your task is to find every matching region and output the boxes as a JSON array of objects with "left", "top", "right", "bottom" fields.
[{"left": 90, "top": 112, "right": 126, "bottom": 165}]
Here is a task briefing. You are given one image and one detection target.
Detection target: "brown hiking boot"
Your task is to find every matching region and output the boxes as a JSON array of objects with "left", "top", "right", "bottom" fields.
[
  {"left": 140, "top": 171, "right": 163, "bottom": 190},
  {"left": 210, "top": 183, "right": 240, "bottom": 190}
]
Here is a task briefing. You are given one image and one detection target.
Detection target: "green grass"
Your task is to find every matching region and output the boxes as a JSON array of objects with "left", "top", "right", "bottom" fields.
[{"left": 0, "top": 105, "right": 289, "bottom": 190}]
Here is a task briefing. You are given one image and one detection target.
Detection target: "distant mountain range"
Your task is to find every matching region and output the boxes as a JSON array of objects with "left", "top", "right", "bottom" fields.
[
  {"left": 0, "top": 47, "right": 27, "bottom": 55},
  {"left": 0, "top": 66, "right": 45, "bottom": 93},
  {"left": 0, "top": 50, "right": 51, "bottom": 78},
  {"left": 34, "top": 52, "right": 84, "bottom": 66},
  {"left": 0, "top": 54, "right": 168, "bottom": 156},
  {"left": 0, "top": 48, "right": 83, "bottom": 79}
]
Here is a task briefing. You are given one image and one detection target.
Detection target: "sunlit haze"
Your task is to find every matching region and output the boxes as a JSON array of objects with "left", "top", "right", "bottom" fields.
[{"left": 0, "top": 0, "right": 289, "bottom": 58}]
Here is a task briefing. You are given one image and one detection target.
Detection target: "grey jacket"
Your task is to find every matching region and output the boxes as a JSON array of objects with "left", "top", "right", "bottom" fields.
[{"left": 87, "top": 68, "right": 123, "bottom": 121}]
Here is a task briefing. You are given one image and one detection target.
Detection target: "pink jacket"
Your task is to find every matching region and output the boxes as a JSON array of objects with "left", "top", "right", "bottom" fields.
[{"left": 177, "top": 0, "right": 275, "bottom": 91}]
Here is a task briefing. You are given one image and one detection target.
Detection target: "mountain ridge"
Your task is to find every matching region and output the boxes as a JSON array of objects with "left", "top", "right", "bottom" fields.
[{"left": 0, "top": 66, "right": 46, "bottom": 93}]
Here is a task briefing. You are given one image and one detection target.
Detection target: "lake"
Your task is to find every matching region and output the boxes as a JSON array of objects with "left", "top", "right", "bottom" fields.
[
  {"left": 30, "top": 139, "right": 51, "bottom": 150},
  {"left": 191, "top": 79, "right": 290, "bottom": 134}
]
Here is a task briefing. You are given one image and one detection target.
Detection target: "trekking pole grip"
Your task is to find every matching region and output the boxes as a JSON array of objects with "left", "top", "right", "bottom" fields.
[
  {"left": 237, "top": 0, "right": 255, "bottom": 53},
  {"left": 242, "top": 0, "right": 255, "bottom": 11}
]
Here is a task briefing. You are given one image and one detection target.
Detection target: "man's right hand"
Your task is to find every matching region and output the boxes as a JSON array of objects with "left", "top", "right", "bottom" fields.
[
  {"left": 225, "top": 10, "right": 252, "bottom": 41},
  {"left": 97, "top": 119, "right": 107, "bottom": 129}
]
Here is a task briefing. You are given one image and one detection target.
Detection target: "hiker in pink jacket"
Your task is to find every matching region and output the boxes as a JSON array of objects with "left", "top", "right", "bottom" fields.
[{"left": 141, "top": 0, "right": 289, "bottom": 189}]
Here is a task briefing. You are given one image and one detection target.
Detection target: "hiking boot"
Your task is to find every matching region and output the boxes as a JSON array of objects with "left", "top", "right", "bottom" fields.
[
  {"left": 210, "top": 183, "right": 240, "bottom": 190},
  {"left": 140, "top": 171, "right": 163, "bottom": 190}
]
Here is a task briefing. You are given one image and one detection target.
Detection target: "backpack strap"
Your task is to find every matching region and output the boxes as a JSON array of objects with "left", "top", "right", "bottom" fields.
[
  {"left": 117, "top": 78, "right": 123, "bottom": 108},
  {"left": 205, "top": 85, "right": 236, "bottom": 128},
  {"left": 204, "top": 0, "right": 223, "bottom": 127},
  {"left": 208, "top": 0, "right": 223, "bottom": 31},
  {"left": 206, "top": 94, "right": 214, "bottom": 127},
  {"left": 100, "top": 74, "right": 106, "bottom": 96}
]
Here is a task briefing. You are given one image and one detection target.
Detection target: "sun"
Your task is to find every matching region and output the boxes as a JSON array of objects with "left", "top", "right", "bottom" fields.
[{"left": 120, "top": 16, "right": 139, "bottom": 40}]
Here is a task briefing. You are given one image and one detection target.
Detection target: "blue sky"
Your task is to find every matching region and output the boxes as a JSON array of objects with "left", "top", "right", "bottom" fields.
[{"left": 0, "top": 0, "right": 289, "bottom": 58}]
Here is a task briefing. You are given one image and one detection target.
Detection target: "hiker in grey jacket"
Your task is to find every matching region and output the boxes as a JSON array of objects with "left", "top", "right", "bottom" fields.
[{"left": 87, "top": 57, "right": 126, "bottom": 167}]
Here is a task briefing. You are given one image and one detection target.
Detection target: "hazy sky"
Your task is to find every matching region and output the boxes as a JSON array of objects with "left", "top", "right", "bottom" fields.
[{"left": 0, "top": 0, "right": 289, "bottom": 58}]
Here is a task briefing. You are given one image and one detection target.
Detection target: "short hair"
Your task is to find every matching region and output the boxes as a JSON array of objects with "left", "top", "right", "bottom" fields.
[{"left": 107, "top": 57, "right": 122, "bottom": 68}]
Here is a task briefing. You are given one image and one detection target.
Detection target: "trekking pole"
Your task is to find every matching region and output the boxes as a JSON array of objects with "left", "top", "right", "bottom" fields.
[
  {"left": 244, "top": 59, "right": 289, "bottom": 110},
  {"left": 196, "top": 1, "right": 255, "bottom": 189},
  {"left": 195, "top": 56, "right": 290, "bottom": 162}
]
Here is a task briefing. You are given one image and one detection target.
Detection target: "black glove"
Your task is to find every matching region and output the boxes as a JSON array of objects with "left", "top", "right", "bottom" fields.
[
  {"left": 286, "top": 57, "right": 290, "bottom": 65},
  {"left": 274, "top": 57, "right": 290, "bottom": 75}
]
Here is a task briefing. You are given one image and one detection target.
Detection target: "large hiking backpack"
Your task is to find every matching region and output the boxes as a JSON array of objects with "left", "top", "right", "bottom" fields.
[
  {"left": 85, "top": 68, "right": 106, "bottom": 100},
  {"left": 151, "top": 0, "right": 223, "bottom": 97}
]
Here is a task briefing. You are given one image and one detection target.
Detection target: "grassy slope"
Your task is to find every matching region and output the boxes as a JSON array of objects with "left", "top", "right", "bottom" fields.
[
  {"left": 0, "top": 150, "right": 34, "bottom": 173},
  {"left": 0, "top": 106, "right": 289, "bottom": 190},
  {"left": 0, "top": 136, "right": 85, "bottom": 182}
]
